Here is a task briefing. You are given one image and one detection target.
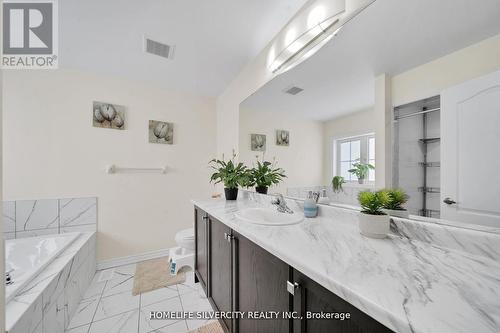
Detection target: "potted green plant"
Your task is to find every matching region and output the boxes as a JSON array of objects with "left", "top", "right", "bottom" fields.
[
  {"left": 357, "top": 190, "right": 390, "bottom": 238},
  {"left": 348, "top": 162, "right": 375, "bottom": 184},
  {"left": 209, "top": 154, "right": 249, "bottom": 200},
  {"left": 381, "top": 188, "right": 410, "bottom": 218},
  {"left": 332, "top": 176, "right": 346, "bottom": 193},
  {"left": 248, "top": 160, "right": 286, "bottom": 194}
]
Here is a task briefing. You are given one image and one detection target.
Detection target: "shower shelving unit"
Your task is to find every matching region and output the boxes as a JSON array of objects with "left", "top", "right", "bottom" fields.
[{"left": 393, "top": 96, "right": 441, "bottom": 218}]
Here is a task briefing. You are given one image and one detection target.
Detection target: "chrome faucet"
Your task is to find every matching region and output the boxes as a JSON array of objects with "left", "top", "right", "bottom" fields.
[{"left": 271, "top": 193, "right": 293, "bottom": 214}]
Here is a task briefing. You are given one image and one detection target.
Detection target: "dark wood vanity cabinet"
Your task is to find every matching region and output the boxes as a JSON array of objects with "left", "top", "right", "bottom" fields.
[
  {"left": 291, "top": 270, "right": 392, "bottom": 333},
  {"left": 194, "top": 208, "right": 209, "bottom": 293},
  {"left": 209, "top": 217, "right": 233, "bottom": 332},
  {"left": 194, "top": 207, "right": 392, "bottom": 333},
  {"left": 233, "top": 230, "right": 290, "bottom": 333}
]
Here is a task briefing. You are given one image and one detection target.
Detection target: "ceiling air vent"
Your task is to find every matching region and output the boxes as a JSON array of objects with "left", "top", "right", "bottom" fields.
[
  {"left": 284, "top": 86, "right": 304, "bottom": 95},
  {"left": 144, "top": 37, "right": 175, "bottom": 60}
]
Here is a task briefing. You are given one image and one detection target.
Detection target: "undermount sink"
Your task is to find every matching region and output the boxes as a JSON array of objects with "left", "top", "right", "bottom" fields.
[{"left": 235, "top": 207, "right": 304, "bottom": 226}]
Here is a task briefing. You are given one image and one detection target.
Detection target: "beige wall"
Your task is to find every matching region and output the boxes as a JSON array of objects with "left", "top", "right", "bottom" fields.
[
  {"left": 322, "top": 108, "right": 375, "bottom": 184},
  {"left": 216, "top": 43, "right": 275, "bottom": 159},
  {"left": 216, "top": 0, "right": 319, "bottom": 159},
  {"left": 239, "top": 108, "right": 323, "bottom": 193},
  {"left": 392, "top": 33, "right": 500, "bottom": 106},
  {"left": 2, "top": 69, "right": 216, "bottom": 261}
]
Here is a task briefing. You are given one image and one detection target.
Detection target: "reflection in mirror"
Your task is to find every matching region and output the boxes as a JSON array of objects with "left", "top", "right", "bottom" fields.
[{"left": 239, "top": 0, "right": 500, "bottom": 230}]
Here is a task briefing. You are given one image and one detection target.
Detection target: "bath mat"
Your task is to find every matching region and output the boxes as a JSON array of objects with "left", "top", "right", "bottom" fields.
[
  {"left": 188, "top": 321, "right": 224, "bottom": 333},
  {"left": 132, "top": 257, "right": 190, "bottom": 295}
]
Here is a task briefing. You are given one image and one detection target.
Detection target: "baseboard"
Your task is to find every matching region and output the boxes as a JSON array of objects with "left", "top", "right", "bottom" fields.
[{"left": 97, "top": 248, "right": 170, "bottom": 270}]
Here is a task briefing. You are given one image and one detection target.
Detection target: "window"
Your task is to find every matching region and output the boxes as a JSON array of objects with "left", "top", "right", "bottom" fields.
[{"left": 335, "top": 134, "right": 375, "bottom": 182}]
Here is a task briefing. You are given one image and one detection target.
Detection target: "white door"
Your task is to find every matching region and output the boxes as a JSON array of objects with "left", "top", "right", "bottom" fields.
[{"left": 441, "top": 70, "right": 500, "bottom": 227}]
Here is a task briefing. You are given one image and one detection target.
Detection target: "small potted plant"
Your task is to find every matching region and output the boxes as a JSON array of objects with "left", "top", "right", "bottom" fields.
[
  {"left": 348, "top": 162, "right": 374, "bottom": 184},
  {"left": 248, "top": 159, "right": 286, "bottom": 194},
  {"left": 209, "top": 154, "right": 248, "bottom": 200},
  {"left": 381, "top": 188, "right": 410, "bottom": 218},
  {"left": 332, "top": 176, "right": 346, "bottom": 193},
  {"left": 357, "top": 190, "right": 390, "bottom": 238}
]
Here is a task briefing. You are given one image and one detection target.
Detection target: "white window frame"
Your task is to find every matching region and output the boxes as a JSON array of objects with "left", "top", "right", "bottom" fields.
[{"left": 334, "top": 133, "right": 375, "bottom": 183}]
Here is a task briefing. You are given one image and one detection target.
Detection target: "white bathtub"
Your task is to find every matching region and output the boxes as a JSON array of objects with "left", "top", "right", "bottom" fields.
[{"left": 5, "top": 232, "right": 80, "bottom": 303}]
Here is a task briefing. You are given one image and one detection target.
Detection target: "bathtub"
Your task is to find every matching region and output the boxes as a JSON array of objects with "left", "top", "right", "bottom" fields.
[{"left": 5, "top": 232, "right": 80, "bottom": 303}]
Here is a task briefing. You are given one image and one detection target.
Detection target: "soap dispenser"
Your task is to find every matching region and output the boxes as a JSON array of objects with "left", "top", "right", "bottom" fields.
[{"left": 304, "top": 191, "right": 318, "bottom": 218}]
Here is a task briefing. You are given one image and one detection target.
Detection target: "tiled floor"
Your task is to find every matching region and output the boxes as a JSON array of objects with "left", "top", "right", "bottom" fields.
[{"left": 65, "top": 263, "right": 215, "bottom": 333}]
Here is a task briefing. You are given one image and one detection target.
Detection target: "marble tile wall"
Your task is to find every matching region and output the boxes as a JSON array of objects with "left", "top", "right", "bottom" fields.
[
  {"left": 3, "top": 197, "right": 97, "bottom": 239},
  {"left": 6, "top": 232, "right": 97, "bottom": 333}
]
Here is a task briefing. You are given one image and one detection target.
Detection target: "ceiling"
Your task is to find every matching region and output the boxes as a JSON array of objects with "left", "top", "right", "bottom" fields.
[
  {"left": 59, "top": 0, "right": 308, "bottom": 97},
  {"left": 241, "top": 0, "right": 500, "bottom": 121}
]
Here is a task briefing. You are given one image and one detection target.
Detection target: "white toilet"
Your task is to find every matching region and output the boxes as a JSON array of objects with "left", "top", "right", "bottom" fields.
[{"left": 169, "top": 228, "right": 195, "bottom": 275}]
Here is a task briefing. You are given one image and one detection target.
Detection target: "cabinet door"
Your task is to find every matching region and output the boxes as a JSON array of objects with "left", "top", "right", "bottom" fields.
[
  {"left": 194, "top": 208, "right": 209, "bottom": 295},
  {"left": 291, "top": 270, "right": 393, "bottom": 333},
  {"left": 234, "top": 231, "right": 290, "bottom": 333},
  {"left": 209, "top": 218, "right": 233, "bottom": 332}
]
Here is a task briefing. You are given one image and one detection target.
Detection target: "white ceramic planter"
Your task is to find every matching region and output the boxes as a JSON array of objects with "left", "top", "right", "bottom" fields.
[
  {"left": 358, "top": 213, "right": 390, "bottom": 238},
  {"left": 382, "top": 209, "right": 409, "bottom": 219}
]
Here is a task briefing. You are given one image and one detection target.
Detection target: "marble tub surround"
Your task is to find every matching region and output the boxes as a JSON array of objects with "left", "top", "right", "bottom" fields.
[
  {"left": 192, "top": 191, "right": 500, "bottom": 333},
  {"left": 6, "top": 232, "right": 97, "bottom": 333},
  {"left": 2, "top": 197, "right": 97, "bottom": 239}
]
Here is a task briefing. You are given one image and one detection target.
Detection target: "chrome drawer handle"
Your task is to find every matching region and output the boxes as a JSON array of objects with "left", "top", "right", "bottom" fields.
[{"left": 287, "top": 281, "right": 299, "bottom": 295}]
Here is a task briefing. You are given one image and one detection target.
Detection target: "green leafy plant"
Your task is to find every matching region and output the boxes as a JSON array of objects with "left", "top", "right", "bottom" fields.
[
  {"left": 348, "top": 162, "right": 375, "bottom": 180},
  {"left": 357, "top": 190, "right": 390, "bottom": 215},
  {"left": 381, "top": 189, "right": 409, "bottom": 210},
  {"left": 249, "top": 160, "right": 286, "bottom": 188},
  {"left": 209, "top": 153, "right": 249, "bottom": 189},
  {"left": 332, "top": 176, "right": 346, "bottom": 193}
]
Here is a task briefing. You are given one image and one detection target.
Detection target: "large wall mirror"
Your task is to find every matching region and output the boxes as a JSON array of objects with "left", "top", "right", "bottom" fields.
[{"left": 239, "top": 0, "right": 500, "bottom": 231}]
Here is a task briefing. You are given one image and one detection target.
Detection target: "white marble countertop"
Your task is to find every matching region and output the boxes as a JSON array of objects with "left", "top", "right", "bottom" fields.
[{"left": 192, "top": 196, "right": 500, "bottom": 333}]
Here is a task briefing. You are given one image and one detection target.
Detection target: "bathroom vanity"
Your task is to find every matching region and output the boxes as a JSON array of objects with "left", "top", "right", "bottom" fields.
[
  {"left": 192, "top": 192, "right": 500, "bottom": 333},
  {"left": 194, "top": 200, "right": 394, "bottom": 332},
  {"left": 194, "top": 207, "right": 391, "bottom": 333}
]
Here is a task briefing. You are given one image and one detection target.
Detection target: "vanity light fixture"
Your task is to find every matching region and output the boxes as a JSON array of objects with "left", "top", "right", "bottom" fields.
[
  {"left": 269, "top": 0, "right": 375, "bottom": 75},
  {"left": 269, "top": 16, "right": 341, "bottom": 74}
]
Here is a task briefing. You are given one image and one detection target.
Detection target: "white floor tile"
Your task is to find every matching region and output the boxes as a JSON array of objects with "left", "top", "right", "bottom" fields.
[
  {"left": 93, "top": 292, "right": 140, "bottom": 322},
  {"left": 102, "top": 275, "right": 134, "bottom": 297},
  {"left": 180, "top": 289, "right": 213, "bottom": 331},
  {"left": 139, "top": 297, "right": 183, "bottom": 333},
  {"left": 96, "top": 263, "right": 135, "bottom": 282},
  {"left": 82, "top": 278, "right": 106, "bottom": 300},
  {"left": 152, "top": 320, "right": 188, "bottom": 333},
  {"left": 67, "top": 297, "right": 100, "bottom": 329},
  {"left": 65, "top": 324, "right": 90, "bottom": 333},
  {"left": 66, "top": 263, "right": 210, "bottom": 333},
  {"left": 103, "top": 264, "right": 137, "bottom": 278},
  {"left": 180, "top": 290, "right": 213, "bottom": 312},
  {"left": 89, "top": 310, "right": 139, "bottom": 333},
  {"left": 176, "top": 283, "right": 198, "bottom": 296},
  {"left": 186, "top": 319, "right": 218, "bottom": 332},
  {"left": 140, "top": 286, "right": 179, "bottom": 307}
]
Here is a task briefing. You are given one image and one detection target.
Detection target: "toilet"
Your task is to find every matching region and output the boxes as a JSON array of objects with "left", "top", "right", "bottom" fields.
[{"left": 169, "top": 228, "right": 195, "bottom": 275}]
